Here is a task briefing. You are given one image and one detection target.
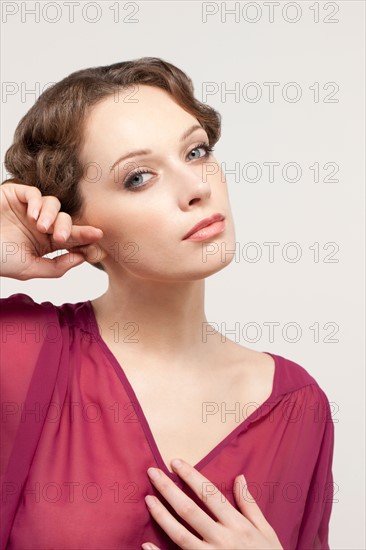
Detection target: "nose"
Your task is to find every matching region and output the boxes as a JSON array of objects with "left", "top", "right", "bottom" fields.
[{"left": 175, "top": 163, "right": 212, "bottom": 209}]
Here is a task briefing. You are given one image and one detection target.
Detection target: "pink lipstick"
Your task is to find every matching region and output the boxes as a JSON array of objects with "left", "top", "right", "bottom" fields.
[{"left": 183, "top": 213, "right": 225, "bottom": 241}]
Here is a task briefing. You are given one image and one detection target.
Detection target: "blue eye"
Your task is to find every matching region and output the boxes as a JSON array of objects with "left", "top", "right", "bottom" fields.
[
  {"left": 123, "top": 142, "right": 215, "bottom": 191},
  {"left": 123, "top": 169, "right": 152, "bottom": 190},
  {"left": 187, "top": 143, "right": 215, "bottom": 161}
]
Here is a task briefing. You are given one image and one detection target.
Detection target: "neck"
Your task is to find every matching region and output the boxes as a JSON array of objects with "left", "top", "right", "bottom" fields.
[{"left": 91, "top": 275, "right": 219, "bottom": 365}]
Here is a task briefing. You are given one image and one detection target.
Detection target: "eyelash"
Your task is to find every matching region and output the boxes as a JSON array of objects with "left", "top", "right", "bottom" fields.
[{"left": 123, "top": 142, "right": 215, "bottom": 191}]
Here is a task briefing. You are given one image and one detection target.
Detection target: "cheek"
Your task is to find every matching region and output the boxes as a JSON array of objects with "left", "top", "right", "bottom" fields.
[
  {"left": 101, "top": 208, "right": 175, "bottom": 262},
  {"left": 103, "top": 208, "right": 166, "bottom": 240}
]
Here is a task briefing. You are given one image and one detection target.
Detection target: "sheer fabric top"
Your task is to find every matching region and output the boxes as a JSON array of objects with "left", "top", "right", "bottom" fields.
[{"left": 0, "top": 293, "right": 335, "bottom": 549}]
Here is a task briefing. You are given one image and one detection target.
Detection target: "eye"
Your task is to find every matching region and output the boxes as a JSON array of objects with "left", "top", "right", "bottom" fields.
[
  {"left": 123, "top": 169, "right": 153, "bottom": 191},
  {"left": 122, "top": 142, "right": 215, "bottom": 192},
  {"left": 187, "top": 142, "right": 215, "bottom": 161}
]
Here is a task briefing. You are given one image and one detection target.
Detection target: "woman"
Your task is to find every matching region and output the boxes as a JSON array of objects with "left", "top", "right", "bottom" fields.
[{"left": 0, "top": 57, "right": 334, "bottom": 550}]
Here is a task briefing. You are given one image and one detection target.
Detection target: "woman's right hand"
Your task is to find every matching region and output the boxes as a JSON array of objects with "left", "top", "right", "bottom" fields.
[{"left": 0, "top": 181, "right": 104, "bottom": 280}]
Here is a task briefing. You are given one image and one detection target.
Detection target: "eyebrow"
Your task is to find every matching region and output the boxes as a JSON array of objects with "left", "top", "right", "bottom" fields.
[{"left": 109, "top": 124, "right": 206, "bottom": 173}]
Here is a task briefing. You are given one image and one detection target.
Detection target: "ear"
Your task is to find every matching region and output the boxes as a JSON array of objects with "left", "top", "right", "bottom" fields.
[
  {"left": 69, "top": 208, "right": 107, "bottom": 265},
  {"left": 79, "top": 242, "right": 108, "bottom": 266}
]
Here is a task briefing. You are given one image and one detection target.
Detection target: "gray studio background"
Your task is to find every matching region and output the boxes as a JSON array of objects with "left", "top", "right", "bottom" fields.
[{"left": 1, "top": 1, "right": 365, "bottom": 548}]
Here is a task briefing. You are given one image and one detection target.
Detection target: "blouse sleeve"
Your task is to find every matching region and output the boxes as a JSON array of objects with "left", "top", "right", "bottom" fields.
[
  {"left": 0, "top": 293, "right": 63, "bottom": 549},
  {"left": 296, "top": 384, "right": 335, "bottom": 550}
]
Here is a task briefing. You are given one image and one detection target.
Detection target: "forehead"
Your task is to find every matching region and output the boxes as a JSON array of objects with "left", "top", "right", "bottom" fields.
[{"left": 82, "top": 85, "right": 197, "bottom": 144}]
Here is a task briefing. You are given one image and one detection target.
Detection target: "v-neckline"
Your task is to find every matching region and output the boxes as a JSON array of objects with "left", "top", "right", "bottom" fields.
[{"left": 86, "top": 300, "right": 280, "bottom": 484}]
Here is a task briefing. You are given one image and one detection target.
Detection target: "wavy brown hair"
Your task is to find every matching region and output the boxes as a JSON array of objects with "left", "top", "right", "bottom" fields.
[{"left": 3, "top": 57, "right": 222, "bottom": 271}]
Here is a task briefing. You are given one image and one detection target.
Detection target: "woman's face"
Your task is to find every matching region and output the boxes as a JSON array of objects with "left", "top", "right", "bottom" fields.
[{"left": 75, "top": 84, "right": 236, "bottom": 282}]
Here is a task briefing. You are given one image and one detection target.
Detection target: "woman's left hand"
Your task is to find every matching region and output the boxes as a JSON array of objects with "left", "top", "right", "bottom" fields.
[{"left": 141, "top": 458, "right": 283, "bottom": 550}]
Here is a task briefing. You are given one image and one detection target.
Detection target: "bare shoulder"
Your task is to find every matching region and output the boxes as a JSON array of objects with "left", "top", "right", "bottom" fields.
[
  {"left": 215, "top": 336, "right": 275, "bottom": 371},
  {"left": 212, "top": 338, "right": 276, "bottom": 402}
]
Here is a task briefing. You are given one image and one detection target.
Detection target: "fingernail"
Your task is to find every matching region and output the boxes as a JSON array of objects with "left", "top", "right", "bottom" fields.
[
  {"left": 32, "top": 208, "right": 39, "bottom": 220},
  {"left": 40, "top": 217, "right": 51, "bottom": 230},
  {"left": 59, "top": 230, "right": 68, "bottom": 241},
  {"left": 144, "top": 495, "right": 156, "bottom": 508},
  {"left": 70, "top": 252, "right": 85, "bottom": 262},
  {"left": 141, "top": 543, "right": 153, "bottom": 550},
  {"left": 147, "top": 467, "right": 160, "bottom": 480},
  {"left": 171, "top": 458, "right": 182, "bottom": 468},
  {"left": 240, "top": 474, "right": 246, "bottom": 484}
]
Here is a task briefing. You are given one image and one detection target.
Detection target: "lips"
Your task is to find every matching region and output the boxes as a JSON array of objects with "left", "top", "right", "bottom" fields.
[{"left": 182, "top": 213, "right": 225, "bottom": 240}]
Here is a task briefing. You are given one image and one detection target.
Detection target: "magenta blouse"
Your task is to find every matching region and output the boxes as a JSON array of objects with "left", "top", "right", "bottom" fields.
[{"left": 0, "top": 293, "right": 335, "bottom": 550}]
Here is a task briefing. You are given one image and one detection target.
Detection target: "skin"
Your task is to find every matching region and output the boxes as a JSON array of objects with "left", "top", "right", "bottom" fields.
[
  {"left": 0, "top": 183, "right": 103, "bottom": 280},
  {"left": 73, "top": 84, "right": 239, "bottom": 367},
  {"left": 0, "top": 84, "right": 283, "bottom": 548},
  {"left": 141, "top": 458, "right": 283, "bottom": 550},
  {"left": 72, "top": 85, "right": 283, "bottom": 549}
]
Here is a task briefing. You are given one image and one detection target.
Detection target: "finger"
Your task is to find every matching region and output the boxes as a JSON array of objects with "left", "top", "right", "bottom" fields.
[
  {"left": 49, "top": 225, "right": 104, "bottom": 251},
  {"left": 50, "top": 211, "right": 73, "bottom": 243},
  {"left": 22, "top": 187, "right": 43, "bottom": 221},
  {"left": 170, "top": 459, "right": 244, "bottom": 527},
  {"left": 3, "top": 182, "right": 43, "bottom": 221},
  {"left": 144, "top": 494, "right": 205, "bottom": 550},
  {"left": 147, "top": 467, "right": 216, "bottom": 541},
  {"left": 234, "top": 474, "right": 270, "bottom": 533},
  {"left": 67, "top": 224, "right": 104, "bottom": 246},
  {"left": 19, "top": 250, "right": 86, "bottom": 280},
  {"left": 50, "top": 213, "right": 103, "bottom": 248},
  {"left": 36, "top": 196, "right": 62, "bottom": 232}
]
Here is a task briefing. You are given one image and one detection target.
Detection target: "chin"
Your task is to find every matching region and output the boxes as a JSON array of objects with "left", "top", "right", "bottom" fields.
[
  {"left": 125, "top": 258, "right": 233, "bottom": 283},
  {"left": 179, "top": 255, "right": 235, "bottom": 281}
]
